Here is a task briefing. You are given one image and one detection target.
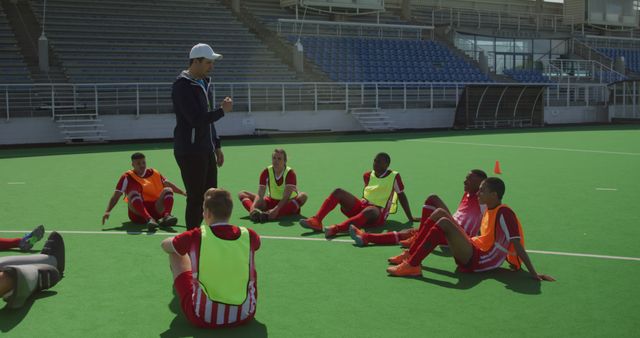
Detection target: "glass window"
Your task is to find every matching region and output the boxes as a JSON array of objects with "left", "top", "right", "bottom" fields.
[
  {"left": 496, "top": 38, "right": 514, "bottom": 53},
  {"left": 533, "top": 39, "right": 550, "bottom": 54},
  {"left": 514, "top": 39, "right": 532, "bottom": 53}
]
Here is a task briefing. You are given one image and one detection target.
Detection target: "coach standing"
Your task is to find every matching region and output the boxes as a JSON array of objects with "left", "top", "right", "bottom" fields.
[{"left": 172, "top": 43, "right": 232, "bottom": 230}]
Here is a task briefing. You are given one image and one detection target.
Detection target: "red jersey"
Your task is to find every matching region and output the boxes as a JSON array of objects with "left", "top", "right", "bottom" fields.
[
  {"left": 115, "top": 168, "right": 166, "bottom": 196},
  {"left": 171, "top": 224, "right": 261, "bottom": 327},
  {"left": 259, "top": 168, "right": 297, "bottom": 187},
  {"left": 472, "top": 207, "right": 521, "bottom": 272},
  {"left": 452, "top": 192, "right": 485, "bottom": 237}
]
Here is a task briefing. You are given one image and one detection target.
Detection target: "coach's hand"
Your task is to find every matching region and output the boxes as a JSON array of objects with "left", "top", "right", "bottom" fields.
[
  {"left": 221, "top": 97, "right": 233, "bottom": 113},
  {"left": 102, "top": 212, "right": 110, "bottom": 225},
  {"left": 215, "top": 148, "right": 224, "bottom": 167}
]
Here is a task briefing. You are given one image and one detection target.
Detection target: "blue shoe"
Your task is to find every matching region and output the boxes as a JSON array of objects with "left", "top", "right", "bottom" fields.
[{"left": 19, "top": 224, "right": 45, "bottom": 251}]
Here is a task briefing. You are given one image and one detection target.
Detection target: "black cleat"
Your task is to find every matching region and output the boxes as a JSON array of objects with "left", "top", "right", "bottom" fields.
[{"left": 40, "top": 231, "right": 65, "bottom": 277}]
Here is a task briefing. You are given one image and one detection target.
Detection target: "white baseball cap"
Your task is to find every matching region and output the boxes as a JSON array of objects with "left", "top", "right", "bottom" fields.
[{"left": 189, "top": 43, "right": 223, "bottom": 61}]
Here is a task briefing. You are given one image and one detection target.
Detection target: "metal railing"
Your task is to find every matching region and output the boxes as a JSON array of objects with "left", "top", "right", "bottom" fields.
[
  {"left": 428, "top": 7, "right": 572, "bottom": 33},
  {"left": 276, "top": 18, "right": 434, "bottom": 39},
  {"left": 609, "top": 80, "right": 640, "bottom": 119},
  {"left": 0, "top": 81, "right": 610, "bottom": 121},
  {"left": 543, "top": 59, "right": 626, "bottom": 83}
]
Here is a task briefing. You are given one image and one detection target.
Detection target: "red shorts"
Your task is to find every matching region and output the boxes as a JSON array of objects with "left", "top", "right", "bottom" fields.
[
  {"left": 173, "top": 271, "right": 254, "bottom": 328},
  {"left": 263, "top": 196, "right": 280, "bottom": 210},
  {"left": 128, "top": 200, "right": 161, "bottom": 224},
  {"left": 454, "top": 242, "right": 482, "bottom": 273},
  {"left": 342, "top": 198, "right": 386, "bottom": 227},
  {"left": 263, "top": 196, "right": 301, "bottom": 216},
  {"left": 174, "top": 271, "right": 208, "bottom": 327}
]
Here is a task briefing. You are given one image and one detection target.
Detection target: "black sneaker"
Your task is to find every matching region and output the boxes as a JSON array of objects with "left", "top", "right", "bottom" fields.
[
  {"left": 40, "top": 231, "right": 65, "bottom": 277},
  {"left": 159, "top": 215, "right": 178, "bottom": 228},
  {"left": 258, "top": 211, "right": 270, "bottom": 223},
  {"left": 146, "top": 219, "right": 159, "bottom": 232},
  {"left": 249, "top": 210, "right": 262, "bottom": 223}
]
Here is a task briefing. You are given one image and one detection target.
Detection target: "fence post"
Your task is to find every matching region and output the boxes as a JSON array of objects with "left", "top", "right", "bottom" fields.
[
  {"left": 345, "top": 84, "right": 349, "bottom": 111},
  {"left": 430, "top": 83, "right": 433, "bottom": 110},
  {"left": 94, "top": 85, "right": 99, "bottom": 117},
  {"left": 403, "top": 83, "right": 407, "bottom": 111},
  {"left": 136, "top": 84, "right": 140, "bottom": 118},
  {"left": 281, "top": 84, "right": 285, "bottom": 114},
  {"left": 51, "top": 85, "right": 55, "bottom": 120},
  {"left": 5, "top": 87, "right": 9, "bottom": 121},
  {"left": 248, "top": 84, "right": 252, "bottom": 114},
  {"left": 314, "top": 83, "right": 318, "bottom": 112}
]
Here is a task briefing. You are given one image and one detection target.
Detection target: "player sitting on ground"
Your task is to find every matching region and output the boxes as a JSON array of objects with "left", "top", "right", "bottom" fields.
[
  {"left": 0, "top": 224, "right": 45, "bottom": 252},
  {"left": 161, "top": 188, "right": 261, "bottom": 328},
  {"left": 102, "top": 152, "right": 186, "bottom": 230},
  {"left": 299, "top": 152, "right": 418, "bottom": 238},
  {"left": 349, "top": 170, "right": 486, "bottom": 247},
  {"left": 238, "top": 148, "right": 308, "bottom": 223},
  {"left": 1, "top": 231, "right": 66, "bottom": 309},
  {"left": 387, "top": 177, "right": 555, "bottom": 281}
]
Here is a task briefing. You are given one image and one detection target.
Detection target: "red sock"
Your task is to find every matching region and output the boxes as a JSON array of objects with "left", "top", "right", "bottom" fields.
[
  {"left": 0, "top": 238, "right": 21, "bottom": 250},
  {"left": 162, "top": 192, "right": 174, "bottom": 217},
  {"left": 365, "top": 232, "right": 399, "bottom": 245},
  {"left": 398, "top": 231, "right": 415, "bottom": 241},
  {"left": 420, "top": 198, "right": 437, "bottom": 226},
  {"left": 408, "top": 225, "right": 447, "bottom": 266},
  {"left": 409, "top": 218, "right": 440, "bottom": 255},
  {"left": 277, "top": 199, "right": 301, "bottom": 216},
  {"left": 241, "top": 198, "right": 253, "bottom": 212},
  {"left": 130, "top": 196, "right": 151, "bottom": 221},
  {"left": 315, "top": 194, "right": 339, "bottom": 221},
  {"left": 334, "top": 212, "right": 369, "bottom": 233}
]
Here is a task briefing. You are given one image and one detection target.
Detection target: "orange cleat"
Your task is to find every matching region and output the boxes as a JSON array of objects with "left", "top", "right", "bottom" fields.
[
  {"left": 349, "top": 225, "right": 368, "bottom": 247},
  {"left": 299, "top": 217, "right": 323, "bottom": 232},
  {"left": 324, "top": 225, "right": 339, "bottom": 239},
  {"left": 387, "top": 250, "right": 410, "bottom": 265},
  {"left": 399, "top": 235, "right": 415, "bottom": 248},
  {"left": 386, "top": 261, "right": 422, "bottom": 277}
]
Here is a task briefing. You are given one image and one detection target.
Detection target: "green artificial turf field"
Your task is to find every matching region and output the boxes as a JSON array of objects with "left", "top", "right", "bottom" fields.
[{"left": 0, "top": 125, "right": 638, "bottom": 337}]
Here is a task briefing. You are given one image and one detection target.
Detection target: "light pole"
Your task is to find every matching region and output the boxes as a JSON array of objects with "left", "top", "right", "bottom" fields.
[{"left": 38, "top": 0, "right": 49, "bottom": 72}]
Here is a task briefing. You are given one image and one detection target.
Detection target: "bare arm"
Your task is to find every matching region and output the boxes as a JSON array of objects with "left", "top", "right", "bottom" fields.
[
  {"left": 511, "top": 239, "right": 555, "bottom": 281},
  {"left": 102, "top": 191, "right": 124, "bottom": 225},
  {"left": 163, "top": 181, "right": 186, "bottom": 196},
  {"left": 398, "top": 192, "right": 419, "bottom": 223},
  {"left": 255, "top": 185, "right": 267, "bottom": 204},
  {"left": 268, "top": 185, "right": 296, "bottom": 219},
  {"left": 161, "top": 237, "right": 178, "bottom": 254}
]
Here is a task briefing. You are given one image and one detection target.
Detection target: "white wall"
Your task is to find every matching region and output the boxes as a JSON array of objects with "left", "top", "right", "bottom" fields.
[{"left": 0, "top": 106, "right": 607, "bottom": 145}]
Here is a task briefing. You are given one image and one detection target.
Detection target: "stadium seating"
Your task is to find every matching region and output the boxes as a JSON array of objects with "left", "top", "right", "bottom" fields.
[
  {"left": 503, "top": 69, "right": 554, "bottom": 83},
  {"left": 0, "top": 7, "right": 32, "bottom": 84},
  {"left": 291, "top": 36, "right": 492, "bottom": 83},
  {"left": 597, "top": 47, "right": 640, "bottom": 73},
  {"left": 27, "top": 0, "right": 298, "bottom": 83}
]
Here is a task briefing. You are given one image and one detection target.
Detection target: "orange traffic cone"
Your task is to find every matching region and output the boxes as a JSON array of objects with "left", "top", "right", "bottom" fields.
[{"left": 494, "top": 160, "right": 502, "bottom": 175}]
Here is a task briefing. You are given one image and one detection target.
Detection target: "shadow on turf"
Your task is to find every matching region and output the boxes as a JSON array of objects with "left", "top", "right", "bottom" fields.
[
  {"left": 301, "top": 220, "right": 412, "bottom": 237},
  {"left": 239, "top": 214, "right": 305, "bottom": 227},
  {"left": 417, "top": 266, "right": 542, "bottom": 295},
  {"left": 102, "top": 221, "right": 182, "bottom": 235},
  {"left": 160, "top": 291, "right": 268, "bottom": 338},
  {"left": 0, "top": 291, "right": 57, "bottom": 332}
]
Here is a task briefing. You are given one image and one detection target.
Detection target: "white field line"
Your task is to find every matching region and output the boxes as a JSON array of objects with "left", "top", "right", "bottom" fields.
[
  {"left": 406, "top": 140, "right": 640, "bottom": 156},
  {"left": 595, "top": 188, "right": 618, "bottom": 191},
  {"left": 7, "top": 182, "right": 26, "bottom": 185},
  {"left": 1, "top": 229, "right": 639, "bottom": 262}
]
